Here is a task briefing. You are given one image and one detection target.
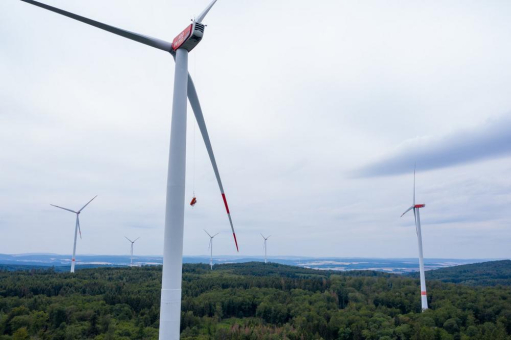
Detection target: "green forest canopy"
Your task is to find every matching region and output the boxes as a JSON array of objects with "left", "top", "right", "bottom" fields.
[{"left": 1, "top": 262, "right": 511, "bottom": 339}]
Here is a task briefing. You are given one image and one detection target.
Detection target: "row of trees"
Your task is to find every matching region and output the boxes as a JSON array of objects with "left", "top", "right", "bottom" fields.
[{"left": 0, "top": 262, "right": 510, "bottom": 339}]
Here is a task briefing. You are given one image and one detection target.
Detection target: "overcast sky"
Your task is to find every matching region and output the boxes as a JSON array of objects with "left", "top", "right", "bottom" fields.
[{"left": 1, "top": 0, "right": 511, "bottom": 259}]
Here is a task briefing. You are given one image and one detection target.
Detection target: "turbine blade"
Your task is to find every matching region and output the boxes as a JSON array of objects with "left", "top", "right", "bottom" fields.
[
  {"left": 204, "top": 230, "right": 212, "bottom": 238},
  {"left": 261, "top": 233, "right": 265, "bottom": 239},
  {"left": 133, "top": 237, "right": 140, "bottom": 243},
  {"left": 413, "top": 165, "right": 416, "bottom": 206},
  {"left": 50, "top": 204, "right": 77, "bottom": 214},
  {"left": 78, "top": 195, "right": 97, "bottom": 213},
  {"left": 125, "top": 236, "right": 133, "bottom": 243},
  {"left": 187, "top": 74, "right": 239, "bottom": 252},
  {"left": 401, "top": 206, "right": 414, "bottom": 217},
  {"left": 267, "top": 235, "right": 271, "bottom": 239},
  {"left": 77, "top": 216, "right": 82, "bottom": 239},
  {"left": 212, "top": 233, "right": 219, "bottom": 238},
  {"left": 196, "top": 0, "right": 218, "bottom": 23},
  {"left": 20, "top": 0, "right": 172, "bottom": 52}
]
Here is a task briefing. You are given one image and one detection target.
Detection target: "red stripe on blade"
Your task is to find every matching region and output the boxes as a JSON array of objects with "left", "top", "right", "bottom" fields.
[
  {"left": 222, "top": 194, "right": 230, "bottom": 214},
  {"left": 421, "top": 291, "right": 427, "bottom": 295},
  {"left": 233, "top": 232, "right": 239, "bottom": 252}
]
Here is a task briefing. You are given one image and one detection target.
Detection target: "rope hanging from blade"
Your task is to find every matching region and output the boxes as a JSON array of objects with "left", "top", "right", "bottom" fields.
[
  {"left": 190, "top": 52, "right": 198, "bottom": 208},
  {"left": 189, "top": 122, "right": 197, "bottom": 208}
]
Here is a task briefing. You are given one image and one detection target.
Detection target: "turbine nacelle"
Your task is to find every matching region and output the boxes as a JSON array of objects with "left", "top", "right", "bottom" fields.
[
  {"left": 172, "top": 22, "right": 205, "bottom": 52},
  {"left": 401, "top": 204, "right": 425, "bottom": 217},
  {"left": 171, "top": 0, "right": 216, "bottom": 52}
]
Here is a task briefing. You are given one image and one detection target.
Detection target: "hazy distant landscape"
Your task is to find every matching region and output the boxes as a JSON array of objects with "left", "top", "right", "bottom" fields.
[{"left": 0, "top": 253, "right": 492, "bottom": 273}]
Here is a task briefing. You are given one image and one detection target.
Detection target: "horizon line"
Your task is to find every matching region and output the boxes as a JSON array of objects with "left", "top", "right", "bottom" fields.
[{"left": 0, "top": 253, "right": 506, "bottom": 261}]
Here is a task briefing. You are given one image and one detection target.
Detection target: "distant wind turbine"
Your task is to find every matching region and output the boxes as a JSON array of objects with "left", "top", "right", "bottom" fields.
[
  {"left": 401, "top": 168, "right": 428, "bottom": 311},
  {"left": 50, "top": 196, "right": 97, "bottom": 273},
  {"left": 204, "top": 230, "right": 219, "bottom": 270},
  {"left": 21, "top": 1, "right": 239, "bottom": 337},
  {"left": 125, "top": 237, "right": 140, "bottom": 267},
  {"left": 261, "top": 234, "right": 271, "bottom": 264}
]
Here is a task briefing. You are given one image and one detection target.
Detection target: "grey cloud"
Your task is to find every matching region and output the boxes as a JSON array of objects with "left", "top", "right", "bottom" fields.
[{"left": 356, "top": 115, "right": 511, "bottom": 177}]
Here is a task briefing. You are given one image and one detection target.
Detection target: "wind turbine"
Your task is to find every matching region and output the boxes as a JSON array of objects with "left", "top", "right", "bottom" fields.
[
  {"left": 261, "top": 234, "right": 270, "bottom": 264},
  {"left": 125, "top": 236, "right": 140, "bottom": 267},
  {"left": 204, "top": 230, "right": 219, "bottom": 270},
  {"left": 50, "top": 196, "right": 97, "bottom": 273},
  {"left": 20, "top": 1, "right": 239, "bottom": 338},
  {"left": 401, "top": 168, "right": 428, "bottom": 311}
]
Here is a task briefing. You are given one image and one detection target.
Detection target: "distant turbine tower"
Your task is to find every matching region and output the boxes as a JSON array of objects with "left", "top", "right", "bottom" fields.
[
  {"left": 125, "top": 237, "right": 140, "bottom": 267},
  {"left": 261, "top": 234, "right": 271, "bottom": 264},
  {"left": 20, "top": 1, "right": 239, "bottom": 337},
  {"left": 50, "top": 196, "right": 97, "bottom": 273},
  {"left": 204, "top": 230, "right": 219, "bottom": 270},
  {"left": 401, "top": 168, "right": 428, "bottom": 311}
]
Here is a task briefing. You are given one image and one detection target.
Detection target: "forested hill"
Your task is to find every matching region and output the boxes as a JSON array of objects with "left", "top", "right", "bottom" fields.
[
  {"left": 409, "top": 260, "right": 511, "bottom": 286},
  {"left": 2, "top": 262, "right": 511, "bottom": 339}
]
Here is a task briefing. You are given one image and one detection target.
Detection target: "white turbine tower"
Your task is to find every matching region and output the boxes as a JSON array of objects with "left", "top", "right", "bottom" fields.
[
  {"left": 261, "top": 234, "right": 270, "bottom": 264},
  {"left": 50, "top": 196, "right": 97, "bottom": 273},
  {"left": 204, "top": 230, "right": 219, "bottom": 270},
  {"left": 21, "top": 1, "right": 239, "bottom": 338},
  {"left": 125, "top": 237, "right": 140, "bottom": 267},
  {"left": 401, "top": 168, "right": 428, "bottom": 311}
]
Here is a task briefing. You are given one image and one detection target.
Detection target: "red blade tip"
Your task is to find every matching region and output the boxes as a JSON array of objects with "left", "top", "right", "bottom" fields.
[{"left": 233, "top": 233, "right": 239, "bottom": 252}]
